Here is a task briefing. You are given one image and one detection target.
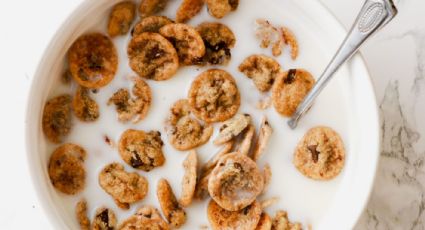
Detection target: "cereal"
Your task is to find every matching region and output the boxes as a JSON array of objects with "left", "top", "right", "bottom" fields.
[
  {"left": 207, "top": 199, "right": 262, "bottom": 230},
  {"left": 206, "top": 0, "right": 239, "bottom": 19},
  {"left": 271, "top": 211, "right": 302, "bottom": 230},
  {"left": 235, "top": 124, "right": 255, "bottom": 156},
  {"left": 188, "top": 69, "right": 240, "bottom": 123},
  {"left": 255, "top": 213, "right": 272, "bottom": 230},
  {"left": 176, "top": 0, "right": 204, "bottom": 23},
  {"left": 271, "top": 69, "right": 315, "bottom": 117},
  {"left": 133, "top": 16, "right": 173, "bottom": 36},
  {"left": 208, "top": 152, "right": 264, "bottom": 211},
  {"left": 239, "top": 55, "right": 281, "bottom": 92},
  {"left": 99, "top": 163, "right": 149, "bottom": 208},
  {"left": 42, "top": 95, "right": 72, "bottom": 143},
  {"left": 118, "top": 129, "right": 165, "bottom": 171},
  {"left": 180, "top": 151, "right": 198, "bottom": 207},
  {"left": 48, "top": 143, "right": 86, "bottom": 195},
  {"left": 68, "top": 33, "right": 118, "bottom": 88},
  {"left": 196, "top": 22, "right": 236, "bottom": 65},
  {"left": 251, "top": 117, "right": 273, "bottom": 161},
  {"left": 108, "top": 1, "right": 136, "bottom": 37},
  {"left": 128, "top": 32, "right": 179, "bottom": 81},
  {"left": 108, "top": 78, "right": 152, "bottom": 123},
  {"left": 92, "top": 207, "right": 117, "bottom": 230},
  {"left": 214, "top": 114, "right": 251, "bottom": 145},
  {"left": 157, "top": 179, "right": 187, "bottom": 228},
  {"left": 138, "top": 0, "right": 169, "bottom": 17},
  {"left": 159, "top": 23, "right": 206, "bottom": 65},
  {"left": 75, "top": 199, "right": 90, "bottom": 230},
  {"left": 72, "top": 87, "right": 99, "bottom": 122},
  {"left": 262, "top": 164, "right": 272, "bottom": 194},
  {"left": 167, "top": 99, "right": 213, "bottom": 150},
  {"left": 281, "top": 27, "right": 299, "bottom": 60},
  {"left": 293, "top": 126, "right": 345, "bottom": 180}
]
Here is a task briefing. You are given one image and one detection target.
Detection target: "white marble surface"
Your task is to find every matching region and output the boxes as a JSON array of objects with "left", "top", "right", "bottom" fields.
[{"left": 0, "top": 0, "right": 424, "bottom": 229}]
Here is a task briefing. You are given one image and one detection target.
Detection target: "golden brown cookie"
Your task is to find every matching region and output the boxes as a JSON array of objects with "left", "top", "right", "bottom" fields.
[
  {"left": 133, "top": 16, "right": 173, "bottom": 36},
  {"left": 75, "top": 199, "right": 90, "bottom": 230},
  {"left": 108, "top": 78, "right": 152, "bottom": 123},
  {"left": 128, "top": 32, "right": 179, "bottom": 81},
  {"left": 255, "top": 213, "right": 272, "bottom": 230},
  {"left": 251, "top": 117, "right": 273, "bottom": 161},
  {"left": 207, "top": 199, "right": 262, "bottom": 230},
  {"left": 108, "top": 1, "right": 136, "bottom": 37},
  {"left": 157, "top": 179, "right": 187, "bottom": 228},
  {"left": 139, "top": 0, "right": 169, "bottom": 17},
  {"left": 72, "top": 87, "right": 99, "bottom": 122},
  {"left": 92, "top": 207, "right": 117, "bottom": 230},
  {"left": 167, "top": 99, "right": 213, "bottom": 151},
  {"left": 48, "top": 143, "right": 86, "bottom": 195},
  {"left": 208, "top": 152, "right": 264, "bottom": 211},
  {"left": 179, "top": 151, "right": 198, "bottom": 207},
  {"left": 176, "top": 0, "right": 204, "bottom": 23},
  {"left": 214, "top": 114, "right": 251, "bottom": 145},
  {"left": 68, "top": 33, "right": 118, "bottom": 89},
  {"left": 118, "top": 129, "right": 165, "bottom": 171},
  {"left": 188, "top": 69, "right": 240, "bottom": 123},
  {"left": 239, "top": 55, "right": 281, "bottom": 92},
  {"left": 99, "top": 163, "right": 149, "bottom": 208},
  {"left": 196, "top": 22, "right": 236, "bottom": 65},
  {"left": 42, "top": 95, "right": 72, "bottom": 143},
  {"left": 293, "top": 126, "right": 345, "bottom": 180},
  {"left": 271, "top": 69, "right": 315, "bottom": 117},
  {"left": 206, "top": 0, "right": 239, "bottom": 19},
  {"left": 159, "top": 23, "right": 205, "bottom": 65},
  {"left": 271, "top": 211, "right": 302, "bottom": 230}
]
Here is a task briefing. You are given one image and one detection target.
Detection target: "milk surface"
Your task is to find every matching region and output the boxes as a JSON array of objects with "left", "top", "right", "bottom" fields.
[{"left": 46, "top": 0, "right": 354, "bottom": 228}]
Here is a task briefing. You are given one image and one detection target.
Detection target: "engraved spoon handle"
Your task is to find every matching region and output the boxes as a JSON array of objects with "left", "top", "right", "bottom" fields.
[{"left": 288, "top": 0, "right": 397, "bottom": 129}]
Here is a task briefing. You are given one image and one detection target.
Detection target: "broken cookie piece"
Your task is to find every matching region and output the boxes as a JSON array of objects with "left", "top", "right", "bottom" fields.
[
  {"left": 118, "top": 129, "right": 165, "bottom": 171},
  {"left": 180, "top": 151, "right": 198, "bottom": 207},
  {"left": 239, "top": 54, "right": 281, "bottom": 92},
  {"left": 176, "top": 0, "right": 204, "bottom": 23},
  {"left": 157, "top": 179, "right": 187, "bottom": 228},
  {"left": 73, "top": 87, "right": 99, "bottom": 122},
  {"left": 108, "top": 1, "right": 136, "bottom": 37},
  {"left": 92, "top": 207, "right": 117, "bottom": 230},
  {"left": 214, "top": 113, "right": 251, "bottom": 145},
  {"left": 206, "top": 0, "right": 239, "bottom": 19},
  {"left": 42, "top": 94, "right": 72, "bottom": 143}
]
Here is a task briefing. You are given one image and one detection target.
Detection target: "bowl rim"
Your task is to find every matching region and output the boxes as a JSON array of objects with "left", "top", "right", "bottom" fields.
[{"left": 25, "top": 0, "right": 381, "bottom": 229}]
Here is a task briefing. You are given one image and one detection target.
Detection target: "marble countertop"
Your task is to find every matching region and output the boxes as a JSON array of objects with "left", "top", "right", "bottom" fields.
[{"left": 0, "top": 0, "right": 423, "bottom": 229}]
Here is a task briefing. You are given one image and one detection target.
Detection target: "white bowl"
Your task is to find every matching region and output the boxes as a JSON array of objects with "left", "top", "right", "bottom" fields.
[{"left": 26, "top": 0, "right": 380, "bottom": 229}]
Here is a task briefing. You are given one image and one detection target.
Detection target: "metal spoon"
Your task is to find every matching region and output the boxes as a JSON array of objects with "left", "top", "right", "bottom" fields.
[{"left": 287, "top": 0, "right": 398, "bottom": 129}]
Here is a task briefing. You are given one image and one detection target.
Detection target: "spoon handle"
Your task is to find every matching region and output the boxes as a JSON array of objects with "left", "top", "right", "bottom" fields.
[{"left": 287, "top": 0, "right": 397, "bottom": 129}]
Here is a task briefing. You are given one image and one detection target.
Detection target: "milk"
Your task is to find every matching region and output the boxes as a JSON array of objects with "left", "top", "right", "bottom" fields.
[{"left": 45, "top": 0, "right": 353, "bottom": 228}]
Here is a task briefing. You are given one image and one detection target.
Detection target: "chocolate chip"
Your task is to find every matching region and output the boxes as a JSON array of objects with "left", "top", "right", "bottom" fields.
[
  {"left": 284, "top": 69, "right": 297, "bottom": 84},
  {"left": 307, "top": 145, "right": 319, "bottom": 163}
]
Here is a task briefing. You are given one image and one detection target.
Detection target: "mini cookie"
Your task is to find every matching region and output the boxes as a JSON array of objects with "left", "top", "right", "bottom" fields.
[
  {"left": 72, "top": 87, "right": 99, "bottom": 122},
  {"left": 255, "top": 213, "right": 272, "bottom": 230},
  {"left": 207, "top": 199, "right": 262, "bottom": 230},
  {"left": 293, "top": 126, "right": 345, "bottom": 180},
  {"left": 196, "top": 22, "right": 236, "bottom": 65},
  {"left": 108, "top": 78, "right": 152, "bottom": 123},
  {"left": 133, "top": 16, "right": 173, "bottom": 36},
  {"left": 271, "top": 69, "right": 315, "bottom": 117},
  {"left": 159, "top": 23, "right": 205, "bottom": 65},
  {"left": 206, "top": 0, "right": 239, "bottom": 19},
  {"left": 48, "top": 143, "right": 86, "bottom": 195},
  {"left": 75, "top": 199, "right": 90, "bottom": 230},
  {"left": 180, "top": 151, "right": 198, "bottom": 207},
  {"left": 271, "top": 211, "right": 302, "bottom": 230},
  {"left": 139, "top": 0, "right": 169, "bottom": 17},
  {"left": 208, "top": 152, "right": 264, "bottom": 211},
  {"left": 251, "top": 117, "right": 273, "bottom": 161},
  {"left": 176, "top": 0, "right": 204, "bottom": 23},
  {"left": 157, "top": 179, "right": 187, "bottom": 228},
  {"left": 92, "top": 207, "right": 117, "bottom": 230},
  {"left": 42, "top": 95, "right": 72, "bottom": 143},
  {"left": 108, "top": 1, "right": 136, "bottom": 37},
  {"left": 99, "top": 163, "right": 149, "bottom": 208},
  {"left": 234, "top": 124, "right": 255, "bottom": 156},
  {"left": 281, "top": 27, "right": 299, "bottom": 60},
  {"left": 68, "top": 33, "right": 118, "bottom": 88},
  {"left": 239, "top": 55, "right": 281, "bottom": 92},
  {"left": 167, "top": 99, "right": 213, "bottom": 150},
  {"left": 128, "top": 32, "right": 179, "bottom": 81},
  {"left": 214, "top": 114, "right": 250, "bottom": 145},
  {"left": 118, "top": 129, "right": 165, "bottom": 171},
  {"left": 188, "top": 69, "right": 240, "bottom": 123}
]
